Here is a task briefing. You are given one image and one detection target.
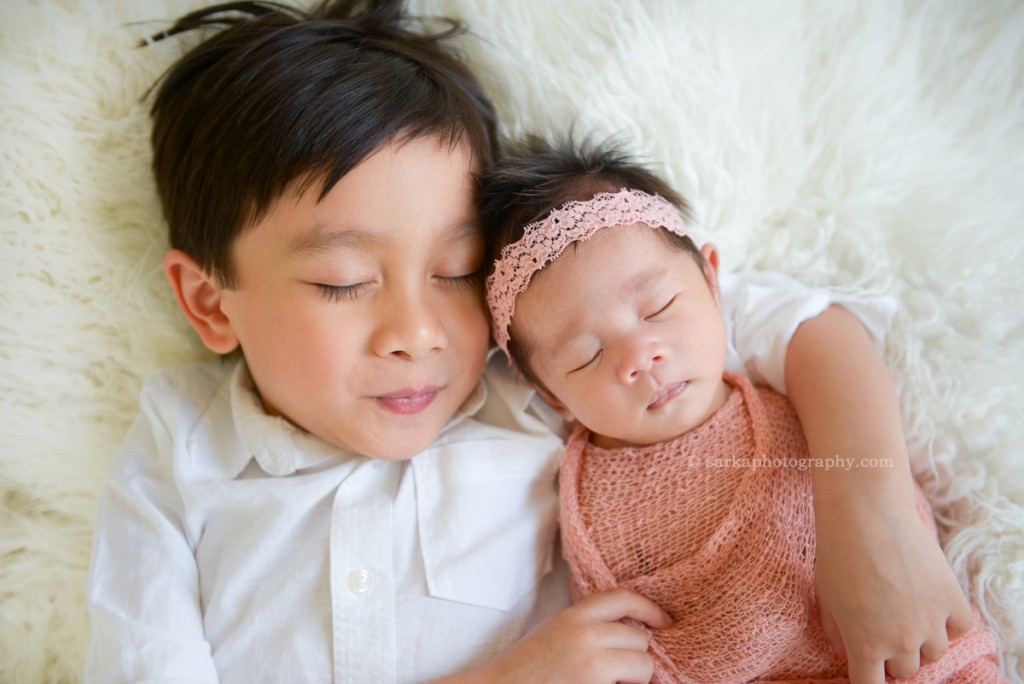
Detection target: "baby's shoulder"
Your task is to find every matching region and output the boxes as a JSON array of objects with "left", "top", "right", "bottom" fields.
[
  {"left": 753, "top": 383, "right": 793, "bottom": 411},
  {"left": 726, "top": 372, "right": 801, "bottom": 429},
  {"left": 743, "top": 381, "right": 807, "bottom": 455}
]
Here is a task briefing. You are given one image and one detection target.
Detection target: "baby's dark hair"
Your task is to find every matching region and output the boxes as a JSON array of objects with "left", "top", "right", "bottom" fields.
[
  {"left": 145, "top": 0, "right": 497, "bottom": 286},
  {"left": 479, "top": 135, "right": 702, "bottom": 383}
]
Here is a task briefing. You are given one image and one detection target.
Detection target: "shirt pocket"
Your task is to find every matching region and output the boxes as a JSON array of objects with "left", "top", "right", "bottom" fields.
[{"left": 412, "top": 436, "right": 562, "bottom": 612}]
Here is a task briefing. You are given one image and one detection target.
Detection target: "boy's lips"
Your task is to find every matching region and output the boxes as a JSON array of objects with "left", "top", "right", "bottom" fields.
[
  {"left": 647, "top": 381, "right": 687, "bottom": 410},
  {"left": 375, "top": 386, "right": 442, "bottom": 415}
]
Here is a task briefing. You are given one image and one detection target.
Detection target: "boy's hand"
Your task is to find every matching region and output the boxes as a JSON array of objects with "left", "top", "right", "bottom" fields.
[
  {"left": 814, "top": 500, "right": 973, "bottom": 684},
  {"left": 438, "top": 588, "right": 672, "bottom": 684},
  {"left": 784, "top": 306, "right": 973, "bottom": 682}
]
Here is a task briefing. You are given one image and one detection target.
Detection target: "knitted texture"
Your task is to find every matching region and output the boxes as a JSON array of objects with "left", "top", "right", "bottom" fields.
[
  {"left": 559, "top": 373, "right": 1004, "bottom": 683},
  {"left": 485, "top": 189, "right": 688, "bottom": 356}
]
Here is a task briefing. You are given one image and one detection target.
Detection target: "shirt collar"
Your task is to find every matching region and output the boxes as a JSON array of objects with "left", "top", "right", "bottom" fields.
[
  {"left": 445, "top": 373, "right": 487, "bottom": 426},
  {"left": 484, "top": 346, "right": 537, "bottom": 415},
  {"left": 229, "top": 361, "right": 357, "bottom": 477}
]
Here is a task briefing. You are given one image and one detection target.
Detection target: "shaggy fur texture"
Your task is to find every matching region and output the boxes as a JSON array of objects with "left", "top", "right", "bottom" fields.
[{"left": 1, "top": 1, "right": 1022, "bottom": 681}]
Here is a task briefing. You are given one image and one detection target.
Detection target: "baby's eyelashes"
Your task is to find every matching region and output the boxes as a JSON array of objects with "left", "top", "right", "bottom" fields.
[
  {"left": 643, "top": 293, "right": 679, "bottom": 321},
  {"left": 568, "top": 348, "right": 603, "bottom": 375}
]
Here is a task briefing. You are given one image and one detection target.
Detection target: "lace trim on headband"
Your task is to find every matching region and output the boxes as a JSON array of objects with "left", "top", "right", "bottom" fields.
[{"left": 485, "top": 188, "right": 689, "bottom": 356}]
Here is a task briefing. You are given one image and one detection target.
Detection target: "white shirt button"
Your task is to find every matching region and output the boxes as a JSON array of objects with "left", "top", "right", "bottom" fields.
[{"left": 347, "top": 569, "right": 373, "bottom": 595}]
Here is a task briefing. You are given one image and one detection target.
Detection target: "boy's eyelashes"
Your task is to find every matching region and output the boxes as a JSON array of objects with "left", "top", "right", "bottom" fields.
[
  {"left": 312, "top": 269, "right": 484, "bottom": 303},
  {"left": 315, "top": 282, "right": 369, "bottom": 303},
  {"left": 435, "top": 268, "right": 484, "bottom": 289}
]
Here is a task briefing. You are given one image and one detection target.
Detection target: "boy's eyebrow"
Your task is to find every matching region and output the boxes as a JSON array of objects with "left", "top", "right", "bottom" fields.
[
  {"left": 287, "top": 218, "right": 480, "bottom": 255},
  {"left": 287, "top": 224, "right": 376, "bottom": 255},
  {"left": 438, "top": 217, "right": 482, "bottom": 244}
]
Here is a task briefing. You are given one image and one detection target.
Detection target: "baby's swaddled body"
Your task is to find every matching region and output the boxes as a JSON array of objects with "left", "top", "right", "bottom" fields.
[{"left": 559, "top": 373, "right": 1002, "bottom": 683}]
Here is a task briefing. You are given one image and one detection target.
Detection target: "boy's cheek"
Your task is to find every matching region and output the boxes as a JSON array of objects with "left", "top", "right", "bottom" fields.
[{"left": 454, "top": 293, "right": 492, "bottom": 346}]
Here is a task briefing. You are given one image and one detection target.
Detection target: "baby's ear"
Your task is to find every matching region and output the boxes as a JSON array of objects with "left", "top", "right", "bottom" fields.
[
  {"left": 699, "top": 242, "right": 722, "bottom": 305},
  {"left": 532, "top": 383, "right": 576, "bottom": 423},
  {"left": 163, "top": 249, "right": 239, "bottom": 354}
]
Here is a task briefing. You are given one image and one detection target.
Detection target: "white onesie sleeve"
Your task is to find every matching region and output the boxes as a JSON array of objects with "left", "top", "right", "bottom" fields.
[{"left": 720, "top": 271, "right": 897, "bottom": 395}]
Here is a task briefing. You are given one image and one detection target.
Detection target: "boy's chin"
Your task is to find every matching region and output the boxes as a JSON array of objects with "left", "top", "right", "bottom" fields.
[{"left": 352, "top": 427, "right": 447, "bottom": 462}]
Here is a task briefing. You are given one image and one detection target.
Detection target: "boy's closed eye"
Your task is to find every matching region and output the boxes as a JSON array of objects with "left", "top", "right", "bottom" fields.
[
  {"left": 315, "top": 282, "right": 371, "bottom": 303},
  {"left": 312, "top": 266, "right": 482, "bottom": 303},
  {"left": 434, "top": 267, "right": 484, "bottom": 290}
]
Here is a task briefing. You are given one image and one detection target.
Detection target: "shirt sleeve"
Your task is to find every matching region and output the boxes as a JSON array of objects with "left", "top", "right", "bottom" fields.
[
  {"left": 85, "top": 382, "right": 219, "bottom": 684},
  {"left": 720, "top": 271, "right": 898, "bottom": 395}
]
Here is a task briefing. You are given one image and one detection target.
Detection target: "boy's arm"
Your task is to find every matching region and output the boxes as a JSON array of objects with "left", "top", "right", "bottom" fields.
[
  {"left": 86, "top": 399, "right": 216, "bottom": 683},
  {"left": 785, "top": 305, "right": 973, "bottom": 684},
  {"left": 431, "top": 588, "right": 671, "bottom": 684}
]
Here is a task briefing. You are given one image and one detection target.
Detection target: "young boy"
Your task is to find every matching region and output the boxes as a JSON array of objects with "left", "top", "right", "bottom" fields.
[
  {"left": 86, "top": 1, "right": 972, "bottom": 682},
  {"left": 87, "top": 3, "right": 665, "bottom": 681}
]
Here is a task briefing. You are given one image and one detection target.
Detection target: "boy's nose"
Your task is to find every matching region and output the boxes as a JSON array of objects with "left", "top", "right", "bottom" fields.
[
  {"left": 614, "top": 338, "right": 666, "bottom": 384},
  {"left": 371, "top": 290, "right": 447, "bottom": 360}
]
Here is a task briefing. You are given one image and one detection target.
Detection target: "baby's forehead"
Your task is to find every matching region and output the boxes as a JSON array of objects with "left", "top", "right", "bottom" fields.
[{"left": 521, "top": 228, "right": 673, "bottom": 303}]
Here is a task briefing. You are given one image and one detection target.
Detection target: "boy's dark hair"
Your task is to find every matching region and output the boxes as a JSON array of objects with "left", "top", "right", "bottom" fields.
[
  {"left": 146, "top": 0, "right": 497, "bottom": 286},
  {"left": 479, "top": 135, "right": 701, "bottom": 384}
]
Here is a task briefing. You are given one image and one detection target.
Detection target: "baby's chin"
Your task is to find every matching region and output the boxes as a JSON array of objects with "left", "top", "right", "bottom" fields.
[
  {"left": 587, "top": 427, "right": 687, "bottom": 451},
  {"left": 585, "top": 405, "right": 715, "bottom": 449}
]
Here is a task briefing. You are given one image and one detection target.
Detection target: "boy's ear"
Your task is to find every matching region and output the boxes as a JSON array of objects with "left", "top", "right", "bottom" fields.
[
  {"left": 163, "top": 249, "right": 239, "bottom": 354},
  {"left": 699, "top": 242, "right": 722, "bottom": 306}
]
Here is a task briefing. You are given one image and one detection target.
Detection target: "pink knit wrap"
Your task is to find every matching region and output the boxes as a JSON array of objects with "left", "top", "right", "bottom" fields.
[
  {"left": 485, "top": 188, "right": 689, "bottom": 356},
  {"left": 559, "top": 373, "right": 1004, "bottom": 683}
]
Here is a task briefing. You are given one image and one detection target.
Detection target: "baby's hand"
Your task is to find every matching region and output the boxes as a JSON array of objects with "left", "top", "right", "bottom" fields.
[
  {"left": 438, "top": 587, "right": 671, "bottom": 684},
  {"left": 815, "top": 501, "right": 973, "bottom": 683}
]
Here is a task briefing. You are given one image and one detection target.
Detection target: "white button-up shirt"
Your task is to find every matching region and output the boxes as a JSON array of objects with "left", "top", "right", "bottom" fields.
[{"left": 85, "top": 272, "right": 894, "bottom": 683}]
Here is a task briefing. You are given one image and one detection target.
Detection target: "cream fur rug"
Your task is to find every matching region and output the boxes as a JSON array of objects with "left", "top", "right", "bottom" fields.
[{"left": 2, "top": 0, "right": 1022, "bottom": 681}]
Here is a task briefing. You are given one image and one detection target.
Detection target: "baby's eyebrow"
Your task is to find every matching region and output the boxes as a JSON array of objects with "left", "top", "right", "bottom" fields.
[
  {"left": 622, "top": 268, "right": 664, "bottom": 300},
  {"left": 548, "top": 268, "right": 668, "bottom": 366},
  {"left": 550, "top": 329, "right": 592, "bottom": 366}
]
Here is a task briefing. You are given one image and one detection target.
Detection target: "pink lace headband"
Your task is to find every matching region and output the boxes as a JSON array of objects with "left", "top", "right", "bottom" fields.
[{"left": 486, "top": 188, "right": 690, "bottom": 356}]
